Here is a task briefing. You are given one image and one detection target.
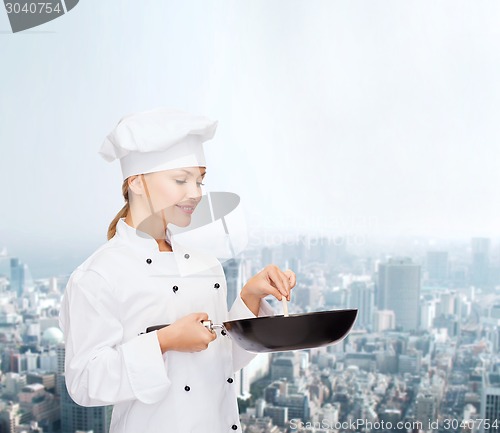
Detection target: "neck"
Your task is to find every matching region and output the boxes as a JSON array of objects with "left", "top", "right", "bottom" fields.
[
  {"left": 124, "top": 214, "right": 172, "bottom": 252},
  {"left": 157, "top": 239, "right": 173, "bottom": 252}
]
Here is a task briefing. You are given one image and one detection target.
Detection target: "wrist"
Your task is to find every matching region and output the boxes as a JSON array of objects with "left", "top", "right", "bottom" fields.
[
  {"left": 240, "top": 290, "right": 261, "bottom": 317},
  {"left": 157, "top": 326, "right": 175, "bottom": 353}
]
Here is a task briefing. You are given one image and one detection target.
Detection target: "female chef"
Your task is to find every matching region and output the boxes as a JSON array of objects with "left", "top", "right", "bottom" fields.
[{"left": 58, "top": 107, "right": 296, "bottom": 433}]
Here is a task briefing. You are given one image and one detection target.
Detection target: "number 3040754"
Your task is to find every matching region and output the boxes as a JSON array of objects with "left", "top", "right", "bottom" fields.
[{"left": 5, "top": 2, "right": 62, "bottom": 14}]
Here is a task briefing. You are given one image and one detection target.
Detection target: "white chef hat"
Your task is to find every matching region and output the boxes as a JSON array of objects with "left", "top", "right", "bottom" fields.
[{"left": 98, "top": 107, "right": 218, "bottom": 180}]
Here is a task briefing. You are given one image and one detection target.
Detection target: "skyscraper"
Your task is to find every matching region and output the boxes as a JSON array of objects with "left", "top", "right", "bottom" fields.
[
  {"left": 481, "top": 372, "right": 500, "bottom": 433},
  {"left": 57, "top": 343, "right": 112, "bottom": 433},
  {"left": 222, "top": 258, "right": 248, "bottom": 307},
  {"left": 9, "top": 258, "right": 34, "bottom": 299},
  {"left": 347, "top": 281, "right": 374, "bottom": 329},
  {"left": 420, "top": 300, "right": 436, "bottom": 331},
  {"left": 377, "top": 258, "right": 421, "bottom": 331},
  {"left": 426, "top": 251, "right": 448, "bottom": 283},
  {"left": 471, "top": 237, "right": 490, "bottom": 288},
  {"left": 415, "top": 392, "right": 438, "bottom": 425},
  {"left": 10, "top": 258, "right": 24, "bottom": 298}
]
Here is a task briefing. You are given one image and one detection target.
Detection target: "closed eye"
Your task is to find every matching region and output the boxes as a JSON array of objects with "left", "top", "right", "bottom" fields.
[{"left": 176, "top": 180, "right": 205, "bottom": 186}]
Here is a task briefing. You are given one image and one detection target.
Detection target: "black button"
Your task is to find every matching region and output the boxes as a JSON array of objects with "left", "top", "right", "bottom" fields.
[
  {"left": 232, "top": 425, "right": 238, "bottom": 430},
  {"left": 184, "top": 385, "right": 190, "bottom": 392},
  {"left": 146, "top": 258, "right": 152, "bottom": 264},
  {"left": 184, "top": 253, "right": 190, "bottom": 259},
  {"left": 221, "top": 330, "right": 227, "bottom": 336},
  {"left": 214, "top": 283, "right": 220, "bottom": 289},
  {"left": 227, "top": 378, "right": 233, "bottom": 383},
  {"left": 172, "top": 286, "right": 178, "bottom": 293}
]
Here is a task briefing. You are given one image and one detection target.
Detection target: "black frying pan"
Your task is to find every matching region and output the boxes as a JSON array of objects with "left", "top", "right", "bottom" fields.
[{"left": 146, "top": 308, "right": 358, "bottom": 353}]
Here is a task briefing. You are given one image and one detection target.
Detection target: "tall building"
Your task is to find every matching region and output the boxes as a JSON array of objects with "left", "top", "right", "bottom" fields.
[
  {"left": 415, "top": 392, "right": 437, "bottom": 425},
  {"left": 57, "top": 343, "right": 112, "bottom": 433},
  {"left": 4, "top": 372, "right": 27, "bottom": 397},
  {"left": 9, "top": 257, "right": 34, "bottom": 298},
  {"left": 377, "top": 258, "right": 421, "bottom": 331},
  {"left": 222, "top": 258, "right": 247, "bottom": 307},
  {"left": 59, "top": 377, "right": 113, "bottom": 433},
  {"left": 276, "top": 393, "right": 310, "bottom": 423},
  {"left": 56, "top": 343, "right": 65, "bottom": 375},
  {"left": 471, "top": 237, "right": 490, "bottom": 287},
  {"left": 426, "top": 251, "right": 448, "bottom": 283},
  {"left": 18, "top": 383, "right": 59, "bottom": 428},
  {"left": 347, "top": 281, "right": 374, "bottom": 329},
  {"left": 235, "top": 353, "right": 270, "bottom": 398},
  {"left": 398, "top": 351, "right": 422, "bottom": 375},
  {"left": 420, "top": 300, "right": 436, "bottom": 330},
  {"left": 263, "top": 406, "right": 288, "bottom": 427},
  {"left": 270, "top": 353, "right": 298, "bottom": 381},
  {"left": 481, "top": 372, "right": 500, "bottom": 433},
  {"left": 27, "top": 372, "right": 56, "bottom": 392},
  {"left": 10, "top": 258, "right": 24, "bottom": 298},
  {"left": 0, "top": 402, "right": 22, "bottom": 433},
  {"left": 437, "top": 291, "right": 457, "bottom": 316}
]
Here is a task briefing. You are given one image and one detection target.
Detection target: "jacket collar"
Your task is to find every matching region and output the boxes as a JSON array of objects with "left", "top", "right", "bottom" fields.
[
  {"left": 115, "top": 217, "right": 173, "bottom": 256},
  {"left": 115, "top": 217, "right": 221, "bottom": 276}
]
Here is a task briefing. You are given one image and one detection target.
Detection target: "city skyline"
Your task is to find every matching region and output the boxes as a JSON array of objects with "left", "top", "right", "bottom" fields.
[
  {"left": 1, "top": 231, "right": 500, "bottom": 281},
  {"left": 1, "top": 230, "right": 500, "bottom": 432}
]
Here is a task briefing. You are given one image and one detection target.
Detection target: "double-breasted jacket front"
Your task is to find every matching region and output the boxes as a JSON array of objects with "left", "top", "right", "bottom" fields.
[{"left": 59, "top": 217, "right": 274, "bottom": 433}]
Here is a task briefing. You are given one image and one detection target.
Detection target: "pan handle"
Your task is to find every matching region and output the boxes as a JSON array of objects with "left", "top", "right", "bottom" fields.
[
  {"left": 143, "top": 324, "right": 168, "bottom": 333},
  {"left": 201, "top": 320, "right": 225, "bottom": 333},
  {"left": 142, "top": 320, "right": 225, "bottom": 334}
]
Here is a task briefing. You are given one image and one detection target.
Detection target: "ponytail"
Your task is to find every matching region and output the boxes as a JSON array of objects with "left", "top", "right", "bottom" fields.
[{"left": 107, "top": 178, "right": 130, "bottom": 241}]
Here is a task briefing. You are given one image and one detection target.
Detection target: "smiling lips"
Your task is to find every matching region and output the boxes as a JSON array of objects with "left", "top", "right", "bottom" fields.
[{"left": 176, "top": 205, "right": 195, "bottom": 214}]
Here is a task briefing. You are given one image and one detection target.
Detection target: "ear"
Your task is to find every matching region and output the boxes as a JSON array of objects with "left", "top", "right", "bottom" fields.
[{"left": 127, "top": 175, "right": 145, "bottom": 195}]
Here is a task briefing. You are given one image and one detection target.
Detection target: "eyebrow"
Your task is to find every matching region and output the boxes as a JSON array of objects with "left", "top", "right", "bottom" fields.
[{"left": 175, "top": 169, "right": 207, "bottom": 177}]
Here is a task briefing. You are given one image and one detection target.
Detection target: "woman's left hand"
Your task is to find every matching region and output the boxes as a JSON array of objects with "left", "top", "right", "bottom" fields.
[{"left": 240, "top": 265, "right": 296, "bottom": 314}]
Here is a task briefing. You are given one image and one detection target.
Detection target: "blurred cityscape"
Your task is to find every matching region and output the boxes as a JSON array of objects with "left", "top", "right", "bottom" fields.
[{"left": 0, "top": 235, "right": 500, "bottom": 433}]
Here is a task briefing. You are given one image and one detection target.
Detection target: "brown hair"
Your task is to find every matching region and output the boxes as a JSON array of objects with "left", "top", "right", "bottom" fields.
[{"left": 107, "top": 178, "right": 129, "bottom": 240}]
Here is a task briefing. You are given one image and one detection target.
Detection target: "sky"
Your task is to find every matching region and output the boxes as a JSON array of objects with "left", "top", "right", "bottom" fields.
[{"left": 1, "top": 1, "right": 499, "bottom": 276}]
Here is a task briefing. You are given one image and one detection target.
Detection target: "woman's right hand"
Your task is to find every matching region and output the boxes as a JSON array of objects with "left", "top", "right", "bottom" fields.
[{"left": 156, "top": 312, "right": 216, "bottom": 353}]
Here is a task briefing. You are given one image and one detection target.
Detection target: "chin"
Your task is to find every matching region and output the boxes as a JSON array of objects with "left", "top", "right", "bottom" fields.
[{"left": 172, "top": 217, "right": 192, "bottom": 228}]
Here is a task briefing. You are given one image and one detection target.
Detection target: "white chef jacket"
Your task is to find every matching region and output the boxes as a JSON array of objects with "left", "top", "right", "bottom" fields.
[{"left": 58, "top": 217, "right": 274, "bottom": 433}]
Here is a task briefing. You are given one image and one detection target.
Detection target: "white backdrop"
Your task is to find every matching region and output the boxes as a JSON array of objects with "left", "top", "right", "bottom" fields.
[{"left": 1, "top": 1, "right": 499, "bottom": 277}]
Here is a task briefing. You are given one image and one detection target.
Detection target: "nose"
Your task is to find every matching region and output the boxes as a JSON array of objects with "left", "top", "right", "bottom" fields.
[{"left": 186, "top": 180, "right": 203, "bottom": 201}]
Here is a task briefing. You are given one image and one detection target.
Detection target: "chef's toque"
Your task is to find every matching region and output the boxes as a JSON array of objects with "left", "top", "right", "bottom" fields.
[
  {"left": 98, "top": 107, "right": 217, "bottom": 180},
  {"left": 99, "top": 107, "right": 248, "bottom": 275}
]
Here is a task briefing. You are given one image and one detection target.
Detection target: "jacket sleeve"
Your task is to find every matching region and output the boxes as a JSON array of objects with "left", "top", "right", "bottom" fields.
[
  {"left": 58, "top": 268, "right": 171, "bottom": 407},
  {"left": 228, "top": 294, "right": 275, "bottom": 373}
]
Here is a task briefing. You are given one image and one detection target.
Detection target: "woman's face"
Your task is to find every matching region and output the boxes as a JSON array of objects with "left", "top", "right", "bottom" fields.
[{"left": 141, "top": 166, "right": 206, "bottom": 228}]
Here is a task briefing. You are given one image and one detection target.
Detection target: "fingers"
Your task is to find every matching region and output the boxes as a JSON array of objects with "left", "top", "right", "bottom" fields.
[
  {"left": 284, "top": 269, "right": 297, "bottom": 289},
  {"left": 191, "top": 312, "right": 217, "bottom": 341},
  {"left": 194, "top": 312, "right": 209, "bottom": 321},
  {"left": 261, "top": 279, "right": 286, "bottom": 301},
  {"left": 267, "top": 265, "right": 291, "bottom": 299},
  {"left": 282, "top": 269, "right": 294, "bottom": 301}
]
